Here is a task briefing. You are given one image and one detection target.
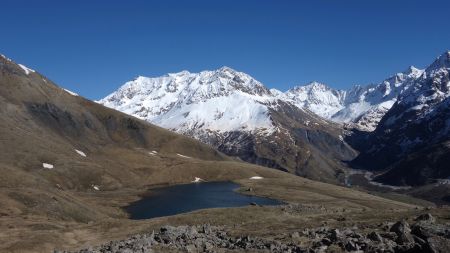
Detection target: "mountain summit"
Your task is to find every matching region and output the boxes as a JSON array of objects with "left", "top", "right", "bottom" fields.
[
  {"left": 100, "top": 67, "right": 274, "bottom": 134},
  {"left": 281, "top": 81, "right": 346, "bottom": 118},
  {"left": 426, "top": 50, "right": 450, "bottom": 73}
]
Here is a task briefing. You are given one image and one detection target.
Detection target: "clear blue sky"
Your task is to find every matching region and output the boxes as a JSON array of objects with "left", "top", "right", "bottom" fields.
[{"left": 2, "top": 0, "right": 450, "bottom": 100}]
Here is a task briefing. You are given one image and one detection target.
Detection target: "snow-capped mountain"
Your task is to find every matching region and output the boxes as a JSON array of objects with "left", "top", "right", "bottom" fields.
[
  {"left": 278, "top": 66, "right": 424, "bottom": 131},
  {"left": 334, "top": 65, "right": 424, "bottom": 131},
  {"left": 101, "top": 62, "right": 429, "bottom": 138},
  {"left": 100, "top": 51, "right": 450, "bottom": 187},
  {"left": 281, "top": 82, "right": 346, "bottom": 119},
  {"left": 100, "top": 67, "right": 356, "bottom": 184},
  {"left": 101, "top": 67, "right": 276, "bottom": 136},
  {"left": 350, "top": 51, "right": 450, "bottom": 186}
]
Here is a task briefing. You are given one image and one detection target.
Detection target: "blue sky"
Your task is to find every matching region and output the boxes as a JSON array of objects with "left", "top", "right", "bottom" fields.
[{"left": 2, "top": 0, "right": 450, "bottom": 100}]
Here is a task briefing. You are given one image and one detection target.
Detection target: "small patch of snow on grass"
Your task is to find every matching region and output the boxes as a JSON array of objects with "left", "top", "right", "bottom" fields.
[
  {"left": 75, "top": 149, "right": 86, "bottom": 157},
  {"left": 18, "top": 64, "right": 35, "bottom": 75},
  {"left": 64, "top": 88, "right": 79, "bottom": 96},
  {"left": 192, "top": 177, "right": 203, "bottom": 183},
  {"left": 250, "top": 176, "right": 264, "bottom": 180},
  {"left": 177, "top": 153, "right": 191, "bottom": 159},
  {"left": 43, "top": 163, "right": 54, "bottom": 169}
]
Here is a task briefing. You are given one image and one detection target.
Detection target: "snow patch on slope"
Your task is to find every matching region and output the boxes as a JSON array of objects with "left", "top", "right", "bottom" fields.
[
  {"left": 152, "top": 93, "right": 273, "bottom": 132},
  {"left": 177, "top": 153, "right": 191, "bottom": 159},
  {"left": 64, "top": 88, "right": 79, "bottom": 96},
  {"left": 18, "top": 64, "right": 35, "bottom": 75},
  {"left": 192, "top": 177, "right": 203, "bottom": 182},
  {"left": 42, "top": 163, "right": 54, "bottom": 169},
  {"left": 75, "top": 149, "right": 86, "bottom": 157}
]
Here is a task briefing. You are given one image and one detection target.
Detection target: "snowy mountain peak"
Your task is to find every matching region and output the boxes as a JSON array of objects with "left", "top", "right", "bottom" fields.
[
  {"left": 291, "top": 81, "right": 333, "bottom": 92},
  {"left": 426, "top": 51, "right": 450, "bottom": 73},
  {"left": 405, "top": 65, "right": 419, "bottom": 73},
  {"left": 281, "top": 81, "right": 346, "bottom": 118},
  {"left": 100, "top": 67, "right": 276, "bottom": 135},
  {"left": 382, "top": 66, "right": 424, "bottom": 86},
  {"left": 217, "top": 66, "right": 236, "bottom": 73},
  {"left": 403, "top": 65, "right": 423, "bottom": 78},
  {"left": 306, "top": 81, "right": 330, "bottom": 88},
  {"left": 167, "top": 70, "right": 191, "bottom": 77},
  {"left": 269, "top": 88, "right": 284, "bottom": 97}
]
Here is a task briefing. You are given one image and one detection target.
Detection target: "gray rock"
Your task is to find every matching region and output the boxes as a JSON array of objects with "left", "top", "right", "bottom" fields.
[
  {"left": 329, "top": 229, "right": 341, "bottom": 242},
  {"left": 291, "top": 231, "right": 300, "bottom": 239},
  {"left": 390, "top": 221, "right": 415, "bottom": 245},
  {"left": 345, "top": 240, "right": 358, "bottom": 251},
  {"left": 415, "top": 213, "right": 436, "bottom": 224},
  {"left": 380, "top": 231, "right": 398, "bottom": 241},
  {"left": 367, "top": 231, "right": 383, "bottom": 242},
  {"left": 321, "top": 237, "right": 332, "bottom": 246}
]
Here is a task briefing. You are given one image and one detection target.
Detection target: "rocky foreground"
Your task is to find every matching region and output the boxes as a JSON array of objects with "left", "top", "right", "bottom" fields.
[{"left": 60, "top": 213, "right": 449, "bottom": 253}]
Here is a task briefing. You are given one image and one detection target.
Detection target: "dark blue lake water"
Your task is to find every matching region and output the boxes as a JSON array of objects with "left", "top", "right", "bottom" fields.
[{"left": 125, "top": 181, "right": 282, "bottom": 219}]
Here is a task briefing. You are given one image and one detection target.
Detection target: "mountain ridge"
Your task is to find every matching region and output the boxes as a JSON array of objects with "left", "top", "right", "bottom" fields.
[{"left": 100, "top": 56, "right": 437, "bottom": 134}]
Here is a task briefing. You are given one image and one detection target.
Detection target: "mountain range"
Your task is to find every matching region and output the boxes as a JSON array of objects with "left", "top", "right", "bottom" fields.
[
  {"left": 350, "top": 51, "right": 450, "bottom": 187},
  {"left": 272, "top": 65, "right": 424, "bottom": 132},
  {"left": 100, "top": 66, "right": 357, "bottom": 184},
  {"left": 100, "top": 51, "right": 450, "bottom": 194}
]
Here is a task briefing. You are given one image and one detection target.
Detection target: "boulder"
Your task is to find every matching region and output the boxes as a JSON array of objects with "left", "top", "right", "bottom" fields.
[
  {"left": 367, "top": 231, "right": 383, "bottom": 242},
  {"left": 329, "top": 229, "right": 341, "bottom": 242},
  {"left": 390, "top": 221, "right": 415, "bottom": 245},
  {"left": 415, "top": 213, "right": 436, "bottom": 224}
]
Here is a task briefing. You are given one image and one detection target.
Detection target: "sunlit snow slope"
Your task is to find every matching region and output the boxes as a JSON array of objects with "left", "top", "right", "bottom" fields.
[{"left": 100, "top": 67, "right": 275, "bottom": 135}]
